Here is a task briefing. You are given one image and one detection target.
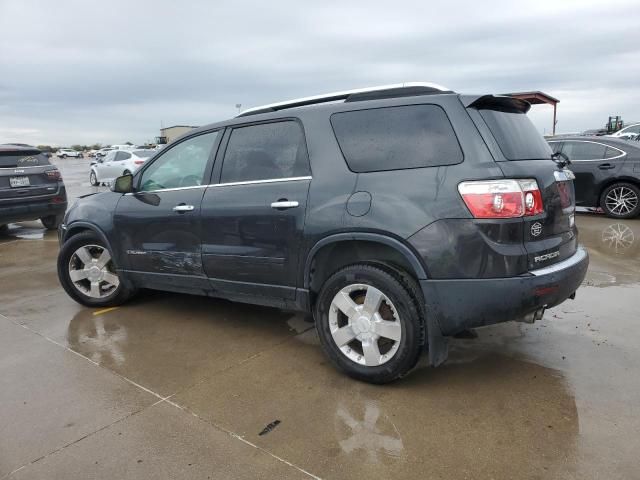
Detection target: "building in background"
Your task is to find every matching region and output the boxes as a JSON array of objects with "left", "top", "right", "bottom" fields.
[{"left": 157, "top": 125, "right": 198, "bottom": 145}]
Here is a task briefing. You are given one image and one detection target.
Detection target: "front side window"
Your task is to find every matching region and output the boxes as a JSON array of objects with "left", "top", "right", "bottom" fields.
[
  {"left": 331, "top": 105, "right": 463, "bottom": 172},
  {"left": 220, "top": 121, "right": 310, "bottom": 183},
  {"left": 562, "top": 141, "right": 606, "bottom": 160},
  {"left": 139, "top": 131, "right": 219, "bottom": 191}
]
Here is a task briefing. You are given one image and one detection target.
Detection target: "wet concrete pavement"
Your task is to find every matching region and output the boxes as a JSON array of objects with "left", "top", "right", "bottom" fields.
[{"left": 1, "top": 158, "right": 639, "bottom": 479}]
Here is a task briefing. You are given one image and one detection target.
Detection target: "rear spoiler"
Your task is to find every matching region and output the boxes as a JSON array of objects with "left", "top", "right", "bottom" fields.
[{"left": 460, "top": 95, "right": 531, "bottom": 114}]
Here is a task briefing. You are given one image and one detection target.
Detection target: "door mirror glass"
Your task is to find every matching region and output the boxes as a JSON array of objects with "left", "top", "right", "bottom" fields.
[{"left": 112, "top": 173, "right": 133, "bottom": 193}]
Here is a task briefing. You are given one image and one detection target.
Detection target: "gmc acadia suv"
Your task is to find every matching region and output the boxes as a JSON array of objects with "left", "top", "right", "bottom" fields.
[{"left": 56, "top": 83, "right": 589, "bottom": 383}]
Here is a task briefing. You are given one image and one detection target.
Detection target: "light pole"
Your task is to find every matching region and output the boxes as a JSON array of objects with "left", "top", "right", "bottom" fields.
[{"left": 235, "top": 103, "right": 242, "bottom": 114}]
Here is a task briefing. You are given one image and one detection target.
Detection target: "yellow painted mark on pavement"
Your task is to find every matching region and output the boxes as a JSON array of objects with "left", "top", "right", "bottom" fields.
[{"left": 93, "top": 307, "right": 120, "bottom": 316}]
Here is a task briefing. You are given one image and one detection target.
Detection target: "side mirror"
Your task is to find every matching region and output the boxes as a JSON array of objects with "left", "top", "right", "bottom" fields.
[{"left": 112, "top": 173, "right": 133, "bottom": 193}]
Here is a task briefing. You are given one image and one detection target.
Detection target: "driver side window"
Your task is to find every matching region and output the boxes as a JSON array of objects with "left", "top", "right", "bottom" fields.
[{"left": 139, "top": 131, "right": 219, "bottom": 192}]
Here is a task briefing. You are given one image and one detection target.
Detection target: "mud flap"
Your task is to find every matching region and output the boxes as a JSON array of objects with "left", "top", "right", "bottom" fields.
[{"left": 425, "top": 310, "right": 449, "bottom": 367}]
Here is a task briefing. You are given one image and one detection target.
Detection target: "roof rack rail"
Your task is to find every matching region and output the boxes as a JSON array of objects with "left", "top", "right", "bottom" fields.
[{"left": 237, "top": 82, "right": 453, "bottom": 117}]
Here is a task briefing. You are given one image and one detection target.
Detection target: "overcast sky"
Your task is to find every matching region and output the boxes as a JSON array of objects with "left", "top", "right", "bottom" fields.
[{"left": 1, "top": 0, "right": 639, "bottom": 146}]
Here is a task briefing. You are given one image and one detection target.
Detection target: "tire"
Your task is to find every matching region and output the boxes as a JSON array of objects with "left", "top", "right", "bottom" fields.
[
  {"left": 600, "top": 182, "right": 640, "bottom": 219},
  {"left": 315, "top": 264, "right": 424, "bottom": 384},
  {"left": 40, "top": 214, "right": 64, "bottom": 230},
  {"left": 62, "top": 154, "right": 67, "bottom": 159},
  {"left": 123, "top": 170, "right": 131, "bottom": 176},
  {"left": 57, "top": 231, "right": 135, "bottom": 307},
  {"left": 89, "top": 170, "right": 98, "bottom": 186}
]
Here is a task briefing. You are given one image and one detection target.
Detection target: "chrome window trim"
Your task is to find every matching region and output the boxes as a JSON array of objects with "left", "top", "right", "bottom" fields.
[
  {"left": 0, "top": 165, "right": 48, "bottom": 170},
  {"left": 125, "top": 176, "right": 312, "bottom": 195},
  {"left": 549, "top": 140, "right": 626, "bottom": 161}
]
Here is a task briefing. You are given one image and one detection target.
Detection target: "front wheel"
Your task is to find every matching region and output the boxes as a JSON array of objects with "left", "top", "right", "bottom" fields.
[
  {"left": 89, "top": 170, "right": 99, "bottom": 186},
  {"left": 315, "top": 264, "right": 424, "bottom": 384},
  {"left": 57, "top": 231, "right": 135, "bottom": 307},
  {"left": 601, "top": 182, "right": 640, "bottom": 218}
]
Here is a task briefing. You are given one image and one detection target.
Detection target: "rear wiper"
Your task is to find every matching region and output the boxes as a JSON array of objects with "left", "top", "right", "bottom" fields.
[{"left": 551, "top": 151, "right": 571, "bottom": 168}]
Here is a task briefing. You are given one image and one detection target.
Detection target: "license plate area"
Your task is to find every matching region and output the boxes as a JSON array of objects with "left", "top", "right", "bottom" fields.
[{"left": 10, "top": 176, "right": 30, "bottom": 188}]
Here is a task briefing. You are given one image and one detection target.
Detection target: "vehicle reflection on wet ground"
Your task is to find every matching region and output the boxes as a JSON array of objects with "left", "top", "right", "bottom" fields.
[{"left": 0, "top": 159, "right": 639, "bottom": 479}]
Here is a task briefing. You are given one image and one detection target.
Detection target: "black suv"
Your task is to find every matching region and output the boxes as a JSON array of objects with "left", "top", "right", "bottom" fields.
[
  {"left": 57, "top": 83, "right": 588, "bottom": 383},
  {"left": 547, "top": 136, "right": 640, "bottom": 218},
  {"left": 0, "top": 144, "right": 67, "bottom": 233}
]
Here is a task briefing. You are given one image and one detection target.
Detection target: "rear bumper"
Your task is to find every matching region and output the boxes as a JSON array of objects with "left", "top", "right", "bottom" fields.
[
  {"left": 0, "top": 197, "right": 67, "bottom": 224},
  {"left": 420, "top": 246, "right": 589, "bottom": 336}
]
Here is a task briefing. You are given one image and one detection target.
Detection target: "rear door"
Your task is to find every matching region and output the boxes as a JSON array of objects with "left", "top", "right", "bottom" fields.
[
  {"left": 0, "top": 149, "right": 61, "bottom": 203},
  {"left": 557, "top": 140, "right": 625, "bottom": 206},
  {"left": 200, "top": 120, "right": 311, "bottom": 300},
  {"left": 467, "top": 97, "right": 577, "bottom": 271}
]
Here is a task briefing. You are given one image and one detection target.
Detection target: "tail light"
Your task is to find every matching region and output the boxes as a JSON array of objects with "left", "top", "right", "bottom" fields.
[
  {"left": 134, "top": 160, "right": 145, "bottom": 165},
  {"left": 458, "top": 179, "right": 544, "bottom": 218},
  {"left": 45, "top": 169, "right": 62, "bottom": 180}
]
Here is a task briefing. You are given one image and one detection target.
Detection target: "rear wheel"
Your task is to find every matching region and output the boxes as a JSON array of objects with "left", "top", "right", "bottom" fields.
[
  {"left": 89, "top": 170, "right": 98, "bottom": 186},
  {"left": 123, "top": 169, "right": 132, "bottom": 176},
  {"left": 61, "top": 154, "right": 67, "bottom": 159},
  {"left": 315, "top": 264, "right": 424, "bottom": 384},
  {"left": 41, "top": 214, "right": 64, "bottom": 230},
  {"left": 601, "top": 182, "right": 640, "bottom": 218},
  {"left": 57, "top": 231, "right": 135, "bottom": 307}
]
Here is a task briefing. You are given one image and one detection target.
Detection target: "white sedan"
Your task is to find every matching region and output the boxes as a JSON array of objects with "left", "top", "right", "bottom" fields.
[{"left": 89, "top": 149, "right": 155, "bottom": 186}]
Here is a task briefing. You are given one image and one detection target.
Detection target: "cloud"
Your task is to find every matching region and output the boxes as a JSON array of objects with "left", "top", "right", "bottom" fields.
[{"left": 1, "top": 0, "right": 638, "bottom": 145}]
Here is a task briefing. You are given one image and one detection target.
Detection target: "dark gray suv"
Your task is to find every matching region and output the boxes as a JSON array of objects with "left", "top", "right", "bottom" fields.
[
  {"left": 57, "top": 83, "right": 588, "bottom": 383},
  {"left": 1, "top": 144, "right": 67, "bottom": 232}
]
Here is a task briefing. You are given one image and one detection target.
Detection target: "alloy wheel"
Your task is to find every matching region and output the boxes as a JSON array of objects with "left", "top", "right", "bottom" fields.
[
  {"left": 68, "top": 244, "right": 120, "bottom": 298},
  {"left": 329, "top": 284, "right": 402, "bottom": 367},
  {"left": 605, "top": 186, "right": 638, "bottom": 216}
]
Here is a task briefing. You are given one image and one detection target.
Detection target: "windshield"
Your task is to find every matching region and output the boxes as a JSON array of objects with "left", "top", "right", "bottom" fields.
[
  {"left": 0, "top": 152, "right": 49, "bottom": 168},
  {"left": 479, "top": 109, "right": 552, "bottom": 160}
]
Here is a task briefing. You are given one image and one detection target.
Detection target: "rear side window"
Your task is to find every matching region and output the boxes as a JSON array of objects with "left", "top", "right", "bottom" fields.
[
  {"left": 479, "top": 109, "right": 552, "bottom": 160},
  {"left": 330, "top": 105, "right": 463, "bottom": 172},
  {"left": 562, "top": 141, "right": 606, "bottom": 160},
  {"left": 115, "top": 151, "right": 131, "bottom": 161},
  {"left": 221, "top": 121, "right": 310, "bottom": 183}
]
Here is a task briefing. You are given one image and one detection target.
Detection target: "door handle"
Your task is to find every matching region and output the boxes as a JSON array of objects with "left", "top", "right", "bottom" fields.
[
  {"left": 173, "top": 204, "right": 195, "bottom": 212},
  {"left": 270, "top": 200, "right": 299, "bottom": 210},
  {"left": 598, "top": 163, "right": 615, "bottom": 170}
]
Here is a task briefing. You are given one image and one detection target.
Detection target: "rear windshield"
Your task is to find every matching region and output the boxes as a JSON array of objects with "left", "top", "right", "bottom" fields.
[
  {"left": 133, "top": 150, "right": 154, "bottom": 158},
  {"left": 479, "top": 110, "right": 552, "bottom": 160},
  {"left": 0, "top": 152, "right": 49, "bottom": 168}
]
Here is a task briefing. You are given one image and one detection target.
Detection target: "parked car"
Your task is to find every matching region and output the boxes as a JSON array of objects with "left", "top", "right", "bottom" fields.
[
  {"left": 95, "top": 148, "right": 114, "bottom": 158},
  {"left": 56, "top": 149, "right": 81, "bottom": 158},
  {"left": 89, "top": 149, "right": 155, "bottom": 186},
  {"left": 548, "top": 137, "right": 640, "bottom": 218},
  {"left": 0, "top": 145, "right": 67, "bottom": 231},
  {"left": 608, "top": 122, "right": 640, "bottom": 139},
  {"left": 57, "top": 83, "right": 588, "bottom": 383}
]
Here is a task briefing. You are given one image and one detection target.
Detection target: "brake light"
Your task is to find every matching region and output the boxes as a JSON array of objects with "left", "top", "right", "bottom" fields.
[
  {"left": 134, "top": 160, "right": 145, "bottom": 165},
  {"left": 458, "top": 179, "right": 544, "bottom": 218},
  {"left": 45, "top": 169, "right": 61, "bottom": 180}
]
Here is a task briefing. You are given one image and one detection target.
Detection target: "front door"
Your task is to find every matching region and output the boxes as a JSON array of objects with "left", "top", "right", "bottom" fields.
[
  {"left": 200, "top": 120, "right": 311, "bottom": 300},
  {"left": 113, "top": 131, "right": 221, "bottom": 289}
]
